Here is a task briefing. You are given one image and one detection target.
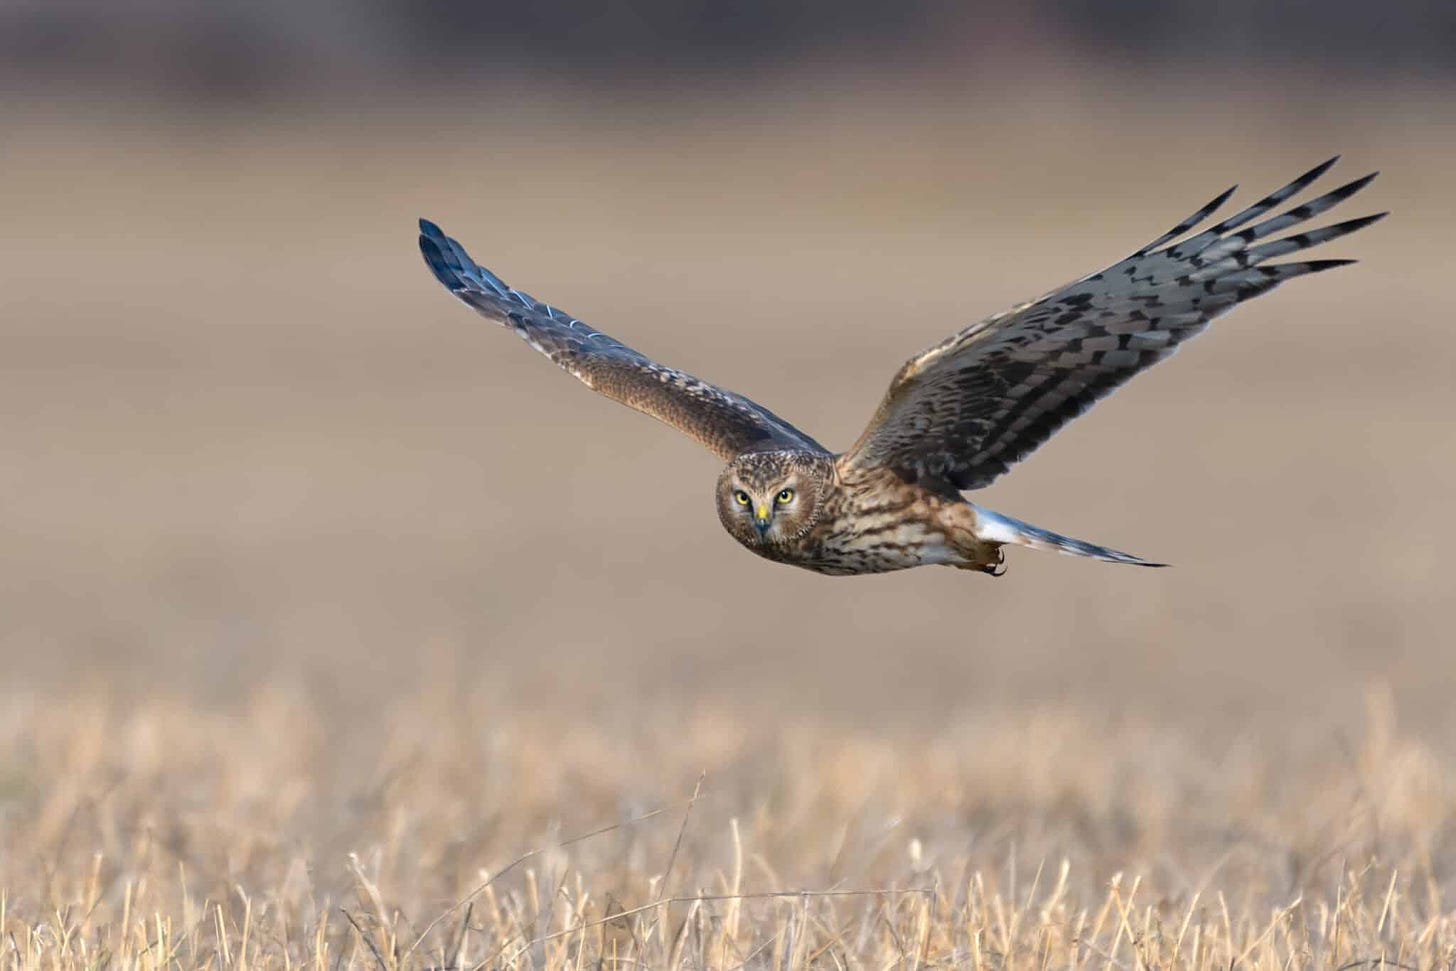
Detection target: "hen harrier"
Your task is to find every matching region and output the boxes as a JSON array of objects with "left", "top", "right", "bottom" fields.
[{"left": 419, "top": 158, "right": 1382, "bottom": 576}]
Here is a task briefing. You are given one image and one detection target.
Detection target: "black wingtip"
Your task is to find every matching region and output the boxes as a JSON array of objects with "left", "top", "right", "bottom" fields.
[
  {"left": 417, "top": 219, "right": 463, "bottom": 292},
  {"left": 1339, "top": 171, "right": 1380, "bottom": 196},
  {"left": 1206, "top": 184, "right": 1240, "bottom": 218},
  {"left": 1135, "top": 183, "right": 1239, "bottom": 256},
  {"left": 1289, "top": 155, "right": 1343, "bottom": 195},
  {"left": 415, "top": 218, "right": 517, "bottom": 301},
  {"left": 1288, "top": 155, "right": 1340, "bottom": 191},
  {"left": 1303, "top": 258, "right": 1360, "bottom": 272},
  {"left": 1303, "top": 172, "right": 1381, "bottom": 214},
  {"left": 1347, "top": 211, "right": 1391, "bottom": 233}
]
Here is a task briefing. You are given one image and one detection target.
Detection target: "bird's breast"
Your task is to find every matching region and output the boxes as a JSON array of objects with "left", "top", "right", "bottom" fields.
[{"left": 738, "top": 475, "right": 961, "bottom": 576}]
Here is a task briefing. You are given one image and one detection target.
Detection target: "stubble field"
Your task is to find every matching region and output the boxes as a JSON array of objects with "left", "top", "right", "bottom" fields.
[{"left": 1, "top": 77, "right": 1453, "bottom": 968}]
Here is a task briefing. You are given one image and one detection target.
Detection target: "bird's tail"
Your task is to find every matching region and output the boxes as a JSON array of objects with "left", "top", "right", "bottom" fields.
[{"left": 971, "top": 505, "right": 1166, "bottom": 567}]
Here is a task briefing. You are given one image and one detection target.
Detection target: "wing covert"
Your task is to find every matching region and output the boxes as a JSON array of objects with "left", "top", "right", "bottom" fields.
[{"left": 419, "top": 220, "right": 826, "bottom": 460}]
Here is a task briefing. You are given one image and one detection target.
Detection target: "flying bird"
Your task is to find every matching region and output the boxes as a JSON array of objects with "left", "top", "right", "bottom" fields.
[{"left": 418, "top": 158, "right": 1382, "bottom": 577}]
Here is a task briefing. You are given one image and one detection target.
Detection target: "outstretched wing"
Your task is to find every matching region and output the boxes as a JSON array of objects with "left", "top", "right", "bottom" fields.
[
  {"left": 419, "top": 220, "right": 826, "bottom": 460},
  {"left": 843, "top": 158, "right": 1385, "bottom": 492}
]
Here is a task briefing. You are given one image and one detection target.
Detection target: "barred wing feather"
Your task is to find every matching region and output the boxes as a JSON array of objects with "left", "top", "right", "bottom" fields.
[
  {"left": 419, "top": 220, "right": 827, "bottom": 461},
  {"left": 843, "top": 158, "right": 1385, "bottom": 492}
]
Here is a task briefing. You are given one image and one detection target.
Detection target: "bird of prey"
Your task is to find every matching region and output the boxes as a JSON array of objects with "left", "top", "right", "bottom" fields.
[{"left": 418, "top": 158, "right": 1382, "bottom": 576}]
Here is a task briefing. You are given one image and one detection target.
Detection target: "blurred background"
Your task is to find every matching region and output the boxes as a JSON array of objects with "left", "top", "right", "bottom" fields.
[
  {"left": 4, "top": 0, "right": 1450, "bottom": 724},
  {"left": 1, "top": 0, "right": 1454, "bottom": 933}
]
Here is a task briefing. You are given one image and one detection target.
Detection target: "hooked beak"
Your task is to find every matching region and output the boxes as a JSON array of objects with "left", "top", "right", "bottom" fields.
[{"left": 754, "top": 504, "right": 771, "bottom": 536}]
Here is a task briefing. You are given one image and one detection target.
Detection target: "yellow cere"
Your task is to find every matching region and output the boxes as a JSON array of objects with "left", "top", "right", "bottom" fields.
[{"left": 756, "top": 505, "right": 769, "bottom": 521}]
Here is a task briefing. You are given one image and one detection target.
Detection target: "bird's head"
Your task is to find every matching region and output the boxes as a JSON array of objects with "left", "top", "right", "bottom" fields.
[{"left": 716, "top": 450, "right": 832, "bottom": 549}]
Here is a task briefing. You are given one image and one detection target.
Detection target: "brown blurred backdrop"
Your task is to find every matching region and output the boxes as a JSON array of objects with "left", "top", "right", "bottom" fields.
[{"left": 1, "top": 3, "right": 1452, "bottom": 752}]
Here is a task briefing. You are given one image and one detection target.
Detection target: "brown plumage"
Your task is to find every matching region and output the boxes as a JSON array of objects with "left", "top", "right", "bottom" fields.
[{"left": 419, "top": 158, "right": 1383, "bottom": 577}]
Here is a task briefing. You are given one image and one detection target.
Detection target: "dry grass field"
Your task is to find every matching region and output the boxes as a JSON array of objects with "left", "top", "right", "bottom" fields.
[{"left": 2, "top": 76, "right": 1454, "bottom": 967}]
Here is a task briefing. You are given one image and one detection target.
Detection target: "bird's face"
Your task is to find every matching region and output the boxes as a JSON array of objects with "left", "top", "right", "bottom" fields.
[{"left": 716, "top": 451, "right": 829, "bottom": 550}]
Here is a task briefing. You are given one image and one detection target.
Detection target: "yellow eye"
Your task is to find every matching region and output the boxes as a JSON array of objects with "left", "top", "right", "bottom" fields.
[
  {"left": 733, "top": 490, "right": 751, "bottom": 506},
  {"left": 776, "top": 489, "right": 795, "bottom": 504}
]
